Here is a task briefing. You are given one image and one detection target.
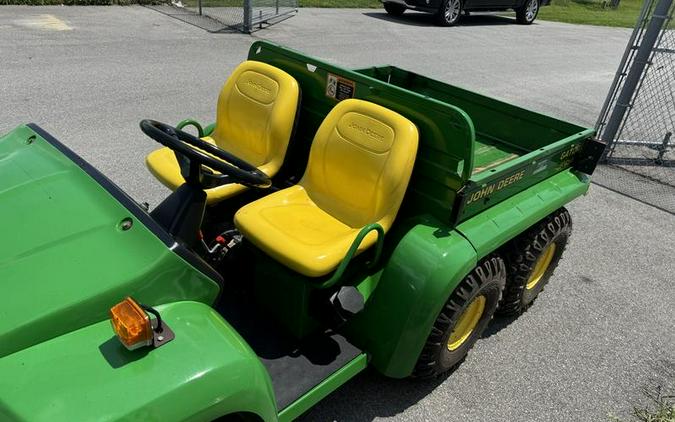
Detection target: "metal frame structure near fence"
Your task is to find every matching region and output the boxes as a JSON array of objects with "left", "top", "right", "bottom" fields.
[
  {"left": 594, "top": 0, "right": 675, "bottom": 213},
  {"left": 150, "top": 0, "right": 298, "bottom": 33}
]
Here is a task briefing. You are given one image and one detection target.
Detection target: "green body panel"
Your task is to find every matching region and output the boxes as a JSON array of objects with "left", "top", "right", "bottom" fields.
[
  {"left": 0, "top": 301, "right": 277, "bottom": 422},
  {"left": 277, "top": 354, "right": 368, "bottom": 422},
  {"left": 345, "top": 217, "right": 478, "bottom": 378},
  {"left": 456, "top": 131, "right": 594, "bottom": 223},
  {"left": 457, "top": 169, "right": 590, "bottom": 259},
  {"left": 0, "top": 125, "right": 219, "bottom": 358},
  {"left": 252, "top": 253, "right": 321, "bottom": 339}
]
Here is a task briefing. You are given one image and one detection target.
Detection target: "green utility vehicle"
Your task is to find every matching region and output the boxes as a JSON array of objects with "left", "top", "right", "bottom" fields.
[{"left": 0, "top": 41, "right": 603, "bottom": 421}]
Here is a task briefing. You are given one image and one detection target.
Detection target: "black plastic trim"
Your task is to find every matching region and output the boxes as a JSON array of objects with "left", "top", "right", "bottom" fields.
[
  {"left": 574, "top": 137, "right": 605, "bottom": 175},
  {"left": 26, "top": 123, "right": 224, "bottom": 287}
]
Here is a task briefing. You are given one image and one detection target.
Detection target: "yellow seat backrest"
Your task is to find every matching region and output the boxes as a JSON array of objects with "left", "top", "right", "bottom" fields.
[
  {"left": 299, "top": 99, "right": 419, "bottom": 230},
  {"left": 211, "top": 60, "right": 300, "bottom": 175}
]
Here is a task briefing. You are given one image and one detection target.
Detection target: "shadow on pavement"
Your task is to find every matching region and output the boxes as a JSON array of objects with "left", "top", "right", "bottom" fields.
[
  {"left": 297, "top": 367, "right": 452, "bottom": 421},
  {"left": 481, "top": 314, "right": 520, "bottom": 338},
  {"left": 363, "top": 11, "right": 517, "bottom": 27},
  {"left": 296, "top": 313, "right": 525, "bottom": 420}
]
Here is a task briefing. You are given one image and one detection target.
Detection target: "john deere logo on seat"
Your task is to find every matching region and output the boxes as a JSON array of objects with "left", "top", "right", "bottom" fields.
[
  {"left": 348, "top": 121, "right": 385, "bottom": 142},
  {"left": 245, "top": 79, "right": 272, "bottom": 95}
]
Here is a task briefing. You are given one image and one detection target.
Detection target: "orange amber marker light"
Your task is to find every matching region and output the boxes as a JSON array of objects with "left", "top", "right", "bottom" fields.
[{"left": 110, "top": 297, "right": 153, "bottom": 350}]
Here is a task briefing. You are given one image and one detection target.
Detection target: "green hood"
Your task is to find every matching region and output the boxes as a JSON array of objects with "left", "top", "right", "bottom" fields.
[{"left": 0, "top": 124, "right": 220, "bottom": 358}]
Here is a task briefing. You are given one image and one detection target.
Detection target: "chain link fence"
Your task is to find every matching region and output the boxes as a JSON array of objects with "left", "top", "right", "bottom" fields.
[
  {"left": 148, "top": 0, "right": 297, "bottom": 33},
  {"left": 595, "top": 0, "right": 674, "bottom": 213}
]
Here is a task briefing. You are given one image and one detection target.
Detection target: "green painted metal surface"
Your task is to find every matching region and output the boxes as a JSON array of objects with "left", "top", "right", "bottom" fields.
[
  {"left": 0, "top": 301, "right": 277, "bottom": 422},
  {"left": 456, "top": 130, "right": 594, "bottom": 223},
  {"left": 277, "top": 354, "right": 368, "bottom": 422},
  {"left": 457, "top": 169, "right": 590, "bottom": 259},
  {"left": 176, "top": 119, "right": 205, "bottom": 138},
  {"left": 0, "top": 125, "right": 220, "bottom": 358},
  {"left": 319, "top": 223, "right": 384, "bottom": 289}
]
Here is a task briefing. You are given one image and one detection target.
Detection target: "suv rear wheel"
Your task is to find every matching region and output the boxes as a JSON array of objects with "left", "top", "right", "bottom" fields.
[
  {"left": 515, "top": 0, "right": 539, "bottom": 24},
  {"left": 436, "top": 0, "right": 462, "bottom": 26},
  {"left": 383, "top": 2, "right": 407, "bottom": 16}
]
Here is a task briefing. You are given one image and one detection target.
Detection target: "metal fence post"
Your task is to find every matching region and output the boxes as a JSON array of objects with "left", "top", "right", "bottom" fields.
[
  {"left": 599, "top": 0, "right": 674, "bottom": 151},
  {"left": 243, "top": 0, "right": 252, "bottom": 33},
  {"left": 595, "top": 0, "right": 651, "bottom": 135}
]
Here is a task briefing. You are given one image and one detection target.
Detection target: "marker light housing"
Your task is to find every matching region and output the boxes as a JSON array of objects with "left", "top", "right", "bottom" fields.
[{"left": 110, "top": 297, "right": 153, "bottom": 350}]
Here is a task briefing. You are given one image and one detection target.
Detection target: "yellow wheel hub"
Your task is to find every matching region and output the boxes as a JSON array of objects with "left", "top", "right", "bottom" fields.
[
  {"left": 526, "top": 243, "right": 556, "bottom": 290},
  {"left": 447, "top": 295, "right": 486, "bottom": 351}
]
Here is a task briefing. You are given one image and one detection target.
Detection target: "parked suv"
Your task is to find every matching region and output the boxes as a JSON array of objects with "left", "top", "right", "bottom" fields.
[{"left": 382, "top": 0, "right": 548, "bottom": 26}]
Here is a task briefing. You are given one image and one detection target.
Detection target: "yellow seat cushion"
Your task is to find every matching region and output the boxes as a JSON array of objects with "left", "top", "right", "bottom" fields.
[
  {"left": 235, "top": 99, "right": 419, "bottom": 277},
  {"left": 145, "top": 60, "right": 299, "bottom": 205}
]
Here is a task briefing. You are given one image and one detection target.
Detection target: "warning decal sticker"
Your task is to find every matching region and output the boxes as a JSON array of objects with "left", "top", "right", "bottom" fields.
[{"left": 326, "top": 73, "right": 356, "bottom": 101}]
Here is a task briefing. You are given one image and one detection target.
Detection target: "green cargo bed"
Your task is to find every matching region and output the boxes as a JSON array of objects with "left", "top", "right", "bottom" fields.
[
  {"left": 353, "top": 65, "right": 595, "bottom": 222},
  {"left": 249, "top": 42, "right": 596, "bottom": 226},
  {"left": 473, "top": 135, "right": 526, "bottom": 174},
  {"left": 355, "top": 66, "right": 586, "bottom": 176}
]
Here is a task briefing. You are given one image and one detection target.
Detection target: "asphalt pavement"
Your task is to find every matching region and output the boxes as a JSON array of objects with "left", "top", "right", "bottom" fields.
[{"left": 1, "top": 6, "right": 673, "bottom": 421}]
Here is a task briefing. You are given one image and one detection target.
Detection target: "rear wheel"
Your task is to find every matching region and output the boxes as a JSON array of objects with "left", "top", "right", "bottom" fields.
[
  {"left": 498, "top": 208, "right": 572, "bottom": 316},
  {"left": 436, "top": 0, "right": 462, "bottom": 26},
  {"left": 515, "top": 0, "right": 539, "bottom": 24},
  {"left": 383, "top": 2, "right": 406, "bottom": 16},
  {"left": 413, "top": 255, "right": 505, "bottom": 378}
]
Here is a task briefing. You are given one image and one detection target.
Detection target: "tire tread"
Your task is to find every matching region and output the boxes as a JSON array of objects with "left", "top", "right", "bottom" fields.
[{"left": 497, "top": 207, "right": 572, "bottom": 316}]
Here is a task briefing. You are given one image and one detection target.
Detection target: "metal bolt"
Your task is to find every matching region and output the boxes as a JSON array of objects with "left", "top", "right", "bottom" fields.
[
  {"left": 157, "top": 335, "right": 165, "bottom": 342},
  {"left": 119, "top": 218, "right": 133, "bottom": 231},
  {"left": 25, "top": 135, "right": 35, "bottom": 145}
]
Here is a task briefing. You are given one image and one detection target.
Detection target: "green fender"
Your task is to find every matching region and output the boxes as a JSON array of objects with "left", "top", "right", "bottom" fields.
[
  {"left": 347, "top": 169, "right": 590, "bottom": 379},
  {"left": 347, "top": 216, "right": 478, "bottom": 379},
  {"left": 0, "top": 301, "right": 277, "bottom": 422}
]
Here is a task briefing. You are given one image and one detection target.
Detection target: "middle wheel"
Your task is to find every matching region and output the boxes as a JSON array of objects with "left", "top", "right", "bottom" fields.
[{"left": 413, "top": 255, "right": 506, "bottom": 378}]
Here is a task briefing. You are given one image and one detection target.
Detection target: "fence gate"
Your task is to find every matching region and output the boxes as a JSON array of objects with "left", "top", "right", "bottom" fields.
[
  {"left": 595, "top": 0, "right": 675, "bottom": 213},
  {"left": 149, "top": 0, "right": 298, "bottom": 33}
]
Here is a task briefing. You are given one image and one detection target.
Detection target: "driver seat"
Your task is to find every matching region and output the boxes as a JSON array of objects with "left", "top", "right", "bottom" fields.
[
  {"left": 234, "top": 99, "right": 419, "bottom": 278},
  {"left": 146, "top": 61, "right": 300, "bottom": 205}
]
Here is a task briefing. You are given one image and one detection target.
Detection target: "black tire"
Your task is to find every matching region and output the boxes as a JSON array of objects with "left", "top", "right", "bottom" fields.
[
  {"left": 498, "top": 208, "right": 572, "bottom": 316},
  {"left": 436, "top": 0, "right": 463, "bottom": 26},
  {"left": 413, "top": 255, "right": 506, "bottom": 378},
  {"left": 515, "top": 0, "right": 539, "bottom": 24},
  {"left": 383, "top": 2, "right": 406, "bottom": 16}
]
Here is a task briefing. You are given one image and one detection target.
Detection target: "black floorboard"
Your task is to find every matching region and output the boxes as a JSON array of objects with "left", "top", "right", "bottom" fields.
[{"left": 216, "top": 284, "right": 362, "bottom": 410}]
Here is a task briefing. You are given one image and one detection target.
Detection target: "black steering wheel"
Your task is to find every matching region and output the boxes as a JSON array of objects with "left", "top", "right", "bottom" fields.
[{"left": 140, "top": 119, "right": 272, "bottom": 189}]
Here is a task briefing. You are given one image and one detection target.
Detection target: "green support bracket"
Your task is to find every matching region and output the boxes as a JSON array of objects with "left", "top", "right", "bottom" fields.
[
  {"left": 176, "top": 119, "right": 205, "bottom": 138},
  {"left": 319, "top": 223, "right": 385, "bottom": 289},
  {"left": 203, "top": 123, "right": 216, "bottom": 137}
]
